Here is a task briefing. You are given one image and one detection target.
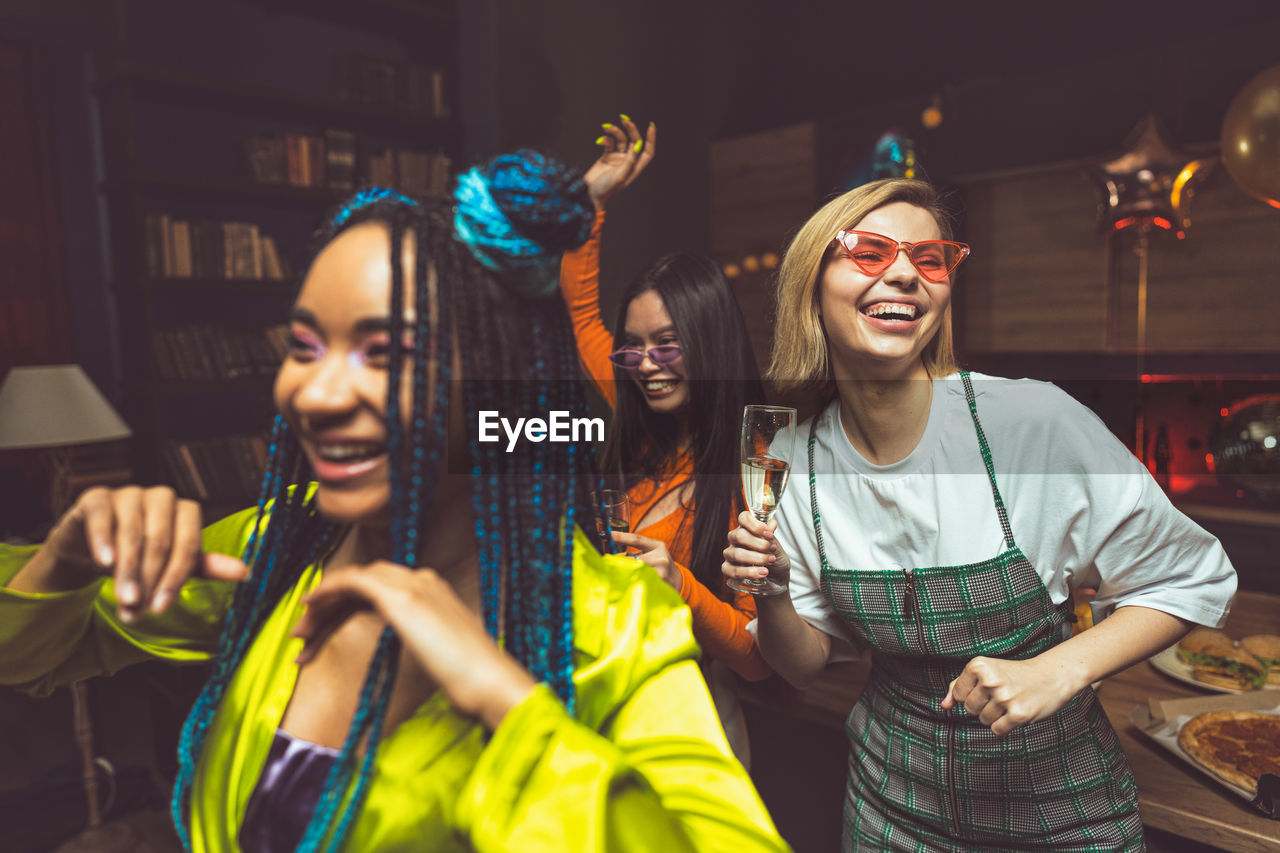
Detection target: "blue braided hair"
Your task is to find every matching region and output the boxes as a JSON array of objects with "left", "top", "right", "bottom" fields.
[
  {"left": 170, "top": 152, "right": 601, "bottom": 852},
  {"left": 454, "top": 149, "right": 593, "bottom": 298}
]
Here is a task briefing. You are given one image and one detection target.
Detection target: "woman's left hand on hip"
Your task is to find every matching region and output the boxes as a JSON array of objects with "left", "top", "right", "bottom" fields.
[{"left": 941, "top": 655, "right": 1078, "bottom": 736}]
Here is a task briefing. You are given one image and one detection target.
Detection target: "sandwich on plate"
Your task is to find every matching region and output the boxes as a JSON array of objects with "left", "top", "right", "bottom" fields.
[
  {"left": 1239, "top": 634, "right": 1280, "bottom": 687},
  {"left": 1176, "top": 627, "right": 1268, "bottom": 691}
]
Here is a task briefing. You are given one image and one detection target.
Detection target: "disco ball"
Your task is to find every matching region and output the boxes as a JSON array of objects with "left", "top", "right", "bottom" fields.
[{"left": 1208, "top": 395, "right": 1280, "bottom": 503}]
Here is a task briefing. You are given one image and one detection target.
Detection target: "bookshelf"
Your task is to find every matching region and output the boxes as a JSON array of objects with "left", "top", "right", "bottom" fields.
[
  {"left": 96, "top": 0, "right": 459, "bottom": 518},
  {"left": 97, "top": 61, "right": 460, "bottom": 137},
  {"left": 103, "top": 172, "right": 354, "bottom": 206}
]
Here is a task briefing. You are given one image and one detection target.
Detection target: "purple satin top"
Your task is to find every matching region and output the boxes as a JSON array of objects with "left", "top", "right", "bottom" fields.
[{"left": 240, "top": 728, "right": 339, "bottom": 853}]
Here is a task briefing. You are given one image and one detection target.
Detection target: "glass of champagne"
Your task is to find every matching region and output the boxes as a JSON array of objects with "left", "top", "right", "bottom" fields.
[
  {"left": 728, "top": 404, "right": 795, "bottom": 596},
  {"left": 591, "top": 489, "right": 634, "bottom": 554}
]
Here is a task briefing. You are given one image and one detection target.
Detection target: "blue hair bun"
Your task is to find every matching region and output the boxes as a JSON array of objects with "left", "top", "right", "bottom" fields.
[
  {"left": 486, "top": 150, "right": 594, "bottom": 252},
  {"left": 454, "top": 150, "right": 594, "bottom": 298},
  {"left": 330, "top": 187, "right": 417, "bottom": 229}
]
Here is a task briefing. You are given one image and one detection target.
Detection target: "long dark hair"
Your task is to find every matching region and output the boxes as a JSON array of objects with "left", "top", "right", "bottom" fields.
[
  {"left": 601, "top": 253, "right": 763, "bottom": 597},
  {"left": 170, "top": 154, "right": 599, "bottom": 852}
]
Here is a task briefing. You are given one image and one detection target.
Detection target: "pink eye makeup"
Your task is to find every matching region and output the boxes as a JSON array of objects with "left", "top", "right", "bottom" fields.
[
  {"left": 285, "top": 312, "right": 416, "bottom": 367},
  {"left": 288, "top": 328, "right": 326, "bottom": 360}
]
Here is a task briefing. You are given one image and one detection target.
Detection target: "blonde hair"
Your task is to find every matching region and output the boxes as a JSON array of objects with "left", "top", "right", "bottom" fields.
[{"left": 767, "top": 179, "right": 959, "bottom": 386}]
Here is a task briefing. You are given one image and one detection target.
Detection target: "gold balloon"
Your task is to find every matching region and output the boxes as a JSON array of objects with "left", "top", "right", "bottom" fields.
[{"left": 1221, "top": 64, "right": 1280, "bottom": 208}]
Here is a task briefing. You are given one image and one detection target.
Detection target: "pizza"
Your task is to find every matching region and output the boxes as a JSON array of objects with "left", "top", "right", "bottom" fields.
[{"left": 1177, "top": 710, "right": 1280, "bottom": 795}]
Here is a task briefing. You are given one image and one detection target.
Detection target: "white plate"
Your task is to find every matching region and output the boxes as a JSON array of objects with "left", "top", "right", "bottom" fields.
[{"left": 1148, "top": 644, "right": 1280, "bottom": 694}]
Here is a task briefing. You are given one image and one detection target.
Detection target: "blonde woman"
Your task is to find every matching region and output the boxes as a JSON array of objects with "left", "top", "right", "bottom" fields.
[{"left": 722, "top": 179, "right": 1236, "bottom": 851}]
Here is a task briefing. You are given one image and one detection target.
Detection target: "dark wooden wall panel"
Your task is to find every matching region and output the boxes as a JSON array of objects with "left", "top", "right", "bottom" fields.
[
  {"left": 962, "top": 164, "right": 1280, "bottom": 353},
  {"left": 1112, "top": 168, "right": 1280, "bottom": 350},
  {"left": 960, "top": 168, "right": 1107, "bottom": 351},
  {"left": 711, "top": 123, "right": 816, "bottom": 371}
]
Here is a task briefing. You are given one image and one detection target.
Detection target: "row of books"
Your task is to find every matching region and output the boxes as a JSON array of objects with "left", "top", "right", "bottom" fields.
[
  {"left": 238, "top": 131, "right": 451, "bottom": 198},
  {"left": 239, "top": 129, "right": 357, "bottom": 190},
  {"left": 152, "top": 324, "right": 289, "bottom": 382},
  {"left": 144, "top": 215, "right": 289, "bottom": 280},
  {"left": 365, "top": 149, "right": 453, "bottom": 198},
  {"left": 162, "top": 434, "right": 267, "bottom": 503},
  {"left": 331, "top": 52, "right": 448, "bottom": 118}
]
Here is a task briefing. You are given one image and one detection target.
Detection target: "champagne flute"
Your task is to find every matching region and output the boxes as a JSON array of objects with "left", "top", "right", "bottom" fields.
[{"left": 729, "top": 404, "right": 796, "bottom": 596}]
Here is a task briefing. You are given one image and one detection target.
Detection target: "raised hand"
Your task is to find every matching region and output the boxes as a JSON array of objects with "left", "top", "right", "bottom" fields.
[
  {"left": 292, "top": 561, "right": 538, "bottom": 730},
  {"left": 584, "top": 114, "right": 656, "bottom": 210},
  {"left": 610, "top": 530, "right": 681, "bottom": 592},
  {"left": 12, "top": 485, "right": 249, "bottom": 622},
  {"left": 722, "top": 510, "right": 791, "bottom": 590}
]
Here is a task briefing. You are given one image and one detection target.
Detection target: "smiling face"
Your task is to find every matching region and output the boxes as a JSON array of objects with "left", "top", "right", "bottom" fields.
[
  {"left": 817, "top": 201, "right": 953, "bottom": 381},
  {"left": 274, "top": 221, "right": 419, "bottom": 524},
  {"left": 619, "top": 289, "right": 690, "bottom": 415}
]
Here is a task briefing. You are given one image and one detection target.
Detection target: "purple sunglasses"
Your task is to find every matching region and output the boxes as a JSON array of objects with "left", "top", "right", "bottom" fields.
[{"left": 607, "top": 344, "right": 683, "bottom": 369}]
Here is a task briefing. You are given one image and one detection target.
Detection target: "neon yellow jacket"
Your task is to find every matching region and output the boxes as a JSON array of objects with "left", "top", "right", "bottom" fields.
[{"left": 0, "top": 509, "right": 788, "bottom": 852}]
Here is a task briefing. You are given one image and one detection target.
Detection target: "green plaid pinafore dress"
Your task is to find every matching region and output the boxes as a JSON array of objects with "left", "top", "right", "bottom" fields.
[{"left": 812, "top": 373, "right": 1144, "bottom": 852}]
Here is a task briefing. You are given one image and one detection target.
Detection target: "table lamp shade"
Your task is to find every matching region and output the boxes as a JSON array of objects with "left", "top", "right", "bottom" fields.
[{"left": 0, "top": 365, "right": 132, "bottom": 450}]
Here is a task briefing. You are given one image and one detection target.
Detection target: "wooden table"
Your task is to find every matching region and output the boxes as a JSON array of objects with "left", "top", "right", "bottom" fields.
[
  {"left": 1095, "top": 590, "right": 1280, "bottom": 853},
  {"left": 738, "top": 590, "right": 1280, "bottom": 852}
]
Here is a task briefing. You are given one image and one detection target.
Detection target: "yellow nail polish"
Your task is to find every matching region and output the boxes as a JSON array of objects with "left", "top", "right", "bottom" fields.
[
  {"left": 595, "top": 136, "right": 606, "bottom": 145},
  {"left": 633, "top": 138, "right": 643, "bottom": 153},
  {"left": 620, "top": 113, "right": 631, "bottom": 123},
  {"left": 602, "top": 123, "right": 614, "bottom": 130}
]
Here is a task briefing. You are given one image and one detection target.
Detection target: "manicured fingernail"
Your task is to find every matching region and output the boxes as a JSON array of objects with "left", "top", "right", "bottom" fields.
[
  {"left": 151, "top": 590, "right": 172, "bottom": 613},
  {"left": 601, "top": 123, "right": 614, "bottom": 130},
  {"left": 595, "top": 136, "right": 606, "bottom": 145},
  {"left": 97, "top": 544, "right": 114, "bottom": 565},
  {"left": 118, "top": 607, "right": 137, "bottom": 624},
  {"left": 768, "top": 555, "right": 777, "bottom": 563},
  {"left": 620, "top": 113, "right": 631, "bottom": 123},
  {"left": 117, "top": 579, "right": 138, "bottom": 605},
  {"left": 633, "top": 139, "right": 643, "bottom": 153}
]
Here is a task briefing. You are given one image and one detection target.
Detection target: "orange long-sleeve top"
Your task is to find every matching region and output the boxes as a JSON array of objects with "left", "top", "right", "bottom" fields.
[{"left": 560, "top": 210, "right": 771, "bottom": 681}]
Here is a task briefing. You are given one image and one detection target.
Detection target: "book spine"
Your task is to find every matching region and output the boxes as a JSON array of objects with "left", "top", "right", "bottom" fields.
[
  {"left": 160, "top": 214, "right": 173, "bottom": 277},
  {"left": 163, "top": 442, "right": 201, "bottom": 500},
  {"left": 285, "top": 133, "right": 303, "bottom": 187},
  {"left": 143, "top": 214, "right": 161, "bottom": 277},
  {"left": 307, "top": 136, "right": 324, "bottom": 188},
  {"left": 248, "top": 224, "right": 263, "bottom": 280}
]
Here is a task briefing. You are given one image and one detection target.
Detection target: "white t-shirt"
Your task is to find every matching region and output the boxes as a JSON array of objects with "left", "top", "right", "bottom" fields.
[{"left": 757, "top": 372, "right": 1237, "bottom": 656}]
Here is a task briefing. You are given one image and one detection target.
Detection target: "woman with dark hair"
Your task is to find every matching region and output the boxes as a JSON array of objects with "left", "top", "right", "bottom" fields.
[
  {"left": 0, "top": 151, "right": 788, "bottom": 852},
  {"left": 560, "top": 118, "right": 770, "bottom": 765}
]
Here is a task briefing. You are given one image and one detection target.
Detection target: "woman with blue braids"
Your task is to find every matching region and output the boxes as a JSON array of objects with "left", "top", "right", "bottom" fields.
[{"left": 0, "top": 151, "right": 788, "bottom": 852}]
